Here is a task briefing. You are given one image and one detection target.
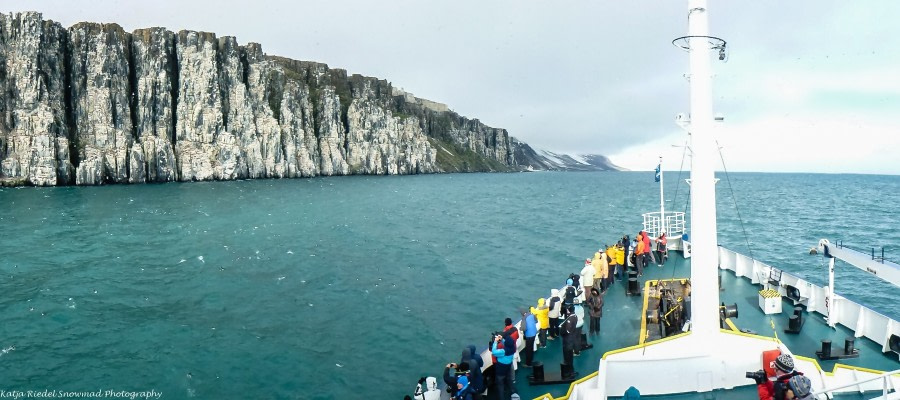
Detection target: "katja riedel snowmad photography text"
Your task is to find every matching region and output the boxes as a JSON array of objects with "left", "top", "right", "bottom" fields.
[{"left": 0, "top": 389, "right": 162, "bottom": 400}]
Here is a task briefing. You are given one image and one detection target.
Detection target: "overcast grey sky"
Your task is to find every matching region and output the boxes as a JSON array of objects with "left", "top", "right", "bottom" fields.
[{"left": 6, "top": 1, "right": 900, "bottom": 174}]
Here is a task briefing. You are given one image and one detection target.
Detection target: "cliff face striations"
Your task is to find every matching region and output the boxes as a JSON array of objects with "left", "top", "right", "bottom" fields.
[{"left": 0, "top": 12, "right": 541, "bottom": 186}]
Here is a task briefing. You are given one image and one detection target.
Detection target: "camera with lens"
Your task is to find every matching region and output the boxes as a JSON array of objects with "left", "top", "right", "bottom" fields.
[{"left": 745, "top": 370, "right": 767, "bottom": 384}]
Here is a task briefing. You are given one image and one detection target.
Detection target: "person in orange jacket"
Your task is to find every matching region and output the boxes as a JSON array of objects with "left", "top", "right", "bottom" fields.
[{"left": 635, "top": 233, "right": 646, "bottom": 276}]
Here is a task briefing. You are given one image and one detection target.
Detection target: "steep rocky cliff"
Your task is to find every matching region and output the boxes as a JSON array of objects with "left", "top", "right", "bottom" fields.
[{"left": 0, "top": 12, "right": 547, "bottom": 186}]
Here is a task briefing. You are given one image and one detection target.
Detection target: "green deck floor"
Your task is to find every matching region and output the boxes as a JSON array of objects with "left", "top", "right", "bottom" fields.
[{"left": 500, "top": 254, "right": 900, "bottom": 400}]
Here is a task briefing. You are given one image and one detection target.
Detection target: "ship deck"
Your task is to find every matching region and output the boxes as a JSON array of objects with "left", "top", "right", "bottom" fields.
[{"left": 499, "top": 253, "right": 900, "bottom": 400}]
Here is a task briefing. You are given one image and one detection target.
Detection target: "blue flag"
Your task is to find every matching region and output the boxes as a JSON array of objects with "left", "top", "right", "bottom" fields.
[{"left": 654, "top": 164, "right": 661, "bottom": 182}]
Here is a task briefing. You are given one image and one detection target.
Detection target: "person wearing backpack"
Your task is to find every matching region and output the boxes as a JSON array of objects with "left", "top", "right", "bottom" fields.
[
  {"left": 785, "top": 375, "right": 814, "bottom": 400},
  {"left": 547, "top": 289, "right": 562, "bottom": 340},
  {"left": 753, "top": 353, "right": 804, "bottom": 400},
  {"left": 562, "top": 278, "right": 581, "bottom": 310}
]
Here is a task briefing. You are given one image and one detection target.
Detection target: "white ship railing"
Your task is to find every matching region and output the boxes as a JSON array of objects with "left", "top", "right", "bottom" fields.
[
  {"left": 553, "top": 245, "right": 900, "bottom": 400},
  {"left": 718, "top": 246, "right": 900, "bottom": 356},
  {"left": 812, "top": 368, "right": 900, "bottom": 400},
  {"left": 641, "top": 211, "right": 685, "bottom": 239}
]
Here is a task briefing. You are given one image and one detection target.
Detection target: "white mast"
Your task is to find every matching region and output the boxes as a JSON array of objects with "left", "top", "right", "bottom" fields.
[
  {"left": 686, "top": 0, "right": 720, "bottom": 341},
  {"left": 594, "top": 2, "right": 798, "bottom": 396},
  {"left": 658, "top": 156, "right": 665, "bottom": 235}
]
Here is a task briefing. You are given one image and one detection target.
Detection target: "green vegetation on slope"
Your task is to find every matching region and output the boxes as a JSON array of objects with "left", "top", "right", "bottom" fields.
[{"left": 429, "top": 137, "right": 513, "bottom": 173}]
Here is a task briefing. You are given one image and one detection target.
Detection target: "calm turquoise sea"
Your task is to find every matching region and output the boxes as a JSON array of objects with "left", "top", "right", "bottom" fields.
[{"left": 1, "top": 172, "right": 897, "bottom": 399}]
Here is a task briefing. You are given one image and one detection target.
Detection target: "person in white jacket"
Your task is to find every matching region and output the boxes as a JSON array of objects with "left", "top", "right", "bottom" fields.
[
  {"left": 546, "top": 289, "right": 562, "bottom": 339},
  {"left": 580, "top": 259, "right": 596, "bottom": 303}
]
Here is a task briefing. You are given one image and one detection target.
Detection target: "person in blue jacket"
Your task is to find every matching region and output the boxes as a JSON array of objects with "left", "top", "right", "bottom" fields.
[
  {"left": 491, "top": 334, "right": 517, "bottom": 400},
  {"left": 453, "top": 375, "right": 473, "bottom": 400},
  {"left": 522, "top": 311, "right": 538, "bottom": 367}
]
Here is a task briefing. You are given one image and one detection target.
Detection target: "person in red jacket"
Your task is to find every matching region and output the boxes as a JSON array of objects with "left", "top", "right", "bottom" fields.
[
  {"left": 656, "top": 233, "right": 668, "bottom": 265},
  {"left": 641, "top": 230, "right": 656, "bottom": 265},
  {"left": 754, "top": 354, "right": 803, "bottom": 400}
]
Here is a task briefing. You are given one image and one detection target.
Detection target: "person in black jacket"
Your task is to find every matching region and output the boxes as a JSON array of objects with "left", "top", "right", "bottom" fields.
[
  {"left": 459, "top": 346, "right": 484, "bottom": 399},
  {"left": 586, "top": 288, "right": 603, "bottom": 334},
  {"left": 561, "top": 306, "right": 578, "bottom": 370}
]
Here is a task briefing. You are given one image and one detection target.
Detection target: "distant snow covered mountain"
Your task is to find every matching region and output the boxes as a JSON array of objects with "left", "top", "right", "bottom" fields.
[{"left": 532, "top": 150, "right": 627, "bottom": 171}]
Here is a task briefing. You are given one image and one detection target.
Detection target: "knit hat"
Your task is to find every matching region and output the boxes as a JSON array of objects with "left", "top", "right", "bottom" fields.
[
  {"left": 787, "top": 375, "right": 812, "bottom": 397},
  {"left": 456, "top": 375, "right": 469, "bottom": 388},
  {"left": 566, "top": 278, "right": 573, "bottom": 286},
  {"left": 774, "top": 354, "right": 794, "bottom": 373}
]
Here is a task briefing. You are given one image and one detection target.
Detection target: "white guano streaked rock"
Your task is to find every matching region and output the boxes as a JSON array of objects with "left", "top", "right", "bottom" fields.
[
  {"left": 131, "top": 27, "right": 177, "bottom": 183},
  {"left": 278, "top": 80, "right": 320, "bottom": 177},
  {"left": 0, "top": 12, "right": 72, "bottom": 186},
  {"left": 346, "top": 81, "right": 436, "bottom": 175},
  {"left": 315, "top": 86, "right": 348, "bottom": 176},
  {"left": 69, "top": 22, "right": 133, "bottom": 185},
  {"left": 240, "top": 42, "right": 287, "bottom": 178},
  {"left": 174, "top": 30, "right": 231, "bottom": 181}
]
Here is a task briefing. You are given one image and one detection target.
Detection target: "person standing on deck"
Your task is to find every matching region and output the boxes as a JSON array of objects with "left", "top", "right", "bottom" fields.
[
  {"left": 490, "top": 335, "right": 517, "bottom": 400},
  {"left": 460, "top": 346, "right": 484, "bottom": 399},
  {"left": 634, "top": 233, "right": 646, "bottom": 277},
  {"left": 562, "top": 278, "right": 581, "bottom": 310},
  {"left": 503, "top": 318, "right": 519, "bottom": 341},
  {"left": 547, "top": 289, "right": 562, "bottom": 339},
  {"left": 621, "top": 235, "right": 631, "bottom": 277},
  {"left": 491, "top": 318, "right": 518, "bottom": 367},
  {"left": 522, "top": 311, "right": 537, "bottom": 367},
  {"left": 656, "top": 233, "right": 668, "bottom": 265},
  {"left": 593, "top": 250, "right": 609, "bottom": 293},
  {"left": 614, "top": 242, "right": 625, "bottom": 281},
  {"left": 530, "top": 298, "right": 549, "bottom": 348},
  {"left": 641, "top": 230, "right": 657, "bottom": 265},
  {"left": 606, "top": 245, "right": 619, "bottom": 284},
  {"left": 586, "top": 288, "right": 604, "bottom": 334},
  {"left": 581, "top": 259, "right": 596, "bottom": 303},
  {"left": 560, "top": 306, "right": 578, "bottom": 370}
]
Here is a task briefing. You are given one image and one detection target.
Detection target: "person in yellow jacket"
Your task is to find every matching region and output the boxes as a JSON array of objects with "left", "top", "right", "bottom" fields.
[
  {"left": 531, "top": 298, "right": 550, "bottom": 348},
  {"left": 606, "top": 245, "right": 619, "bottom": 283},
  {"left": 592, "top": 250, "right": 609, "bottom": 293},
  {"left": 614, "top": 242, "right": 625, "bottom": 281}
]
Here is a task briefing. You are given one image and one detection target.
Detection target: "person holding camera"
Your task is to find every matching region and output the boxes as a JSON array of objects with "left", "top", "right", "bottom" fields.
[
  {"left": 490, "top": 334, "right": 517, "bottom": 400},
  {"left": 443, "top": 362, "right": 463, "bottom": 398},
  {"left": 751, "top": 353, "right": 803, "bottom": 400}
]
